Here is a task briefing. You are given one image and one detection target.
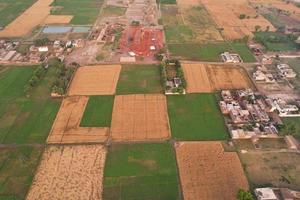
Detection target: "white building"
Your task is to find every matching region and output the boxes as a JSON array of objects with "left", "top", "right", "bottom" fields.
[
  {"left": 277, "top": 64, "right": 297, "bottom": 78},
  {"left": 221, "top": 52, "right": 242, "bottom": 63},
  {"left": 255, "top": 188, "right": 279, "bottom": 200}
]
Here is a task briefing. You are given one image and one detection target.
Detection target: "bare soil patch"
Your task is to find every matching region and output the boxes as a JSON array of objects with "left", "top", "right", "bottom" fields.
[
  {"left": 175, "top": 141, "right": 249, "bottom": 200},
  {"left": 26, "top": 145, "right": 106, "bottom": 200},
  {"left": 182, "top": 63, "right": 213, "bottom": 93},
  {"left": 111, "top": 94, "right": 170, "bottom": 141},
  {"left": 47, "top": 96, "right": 109, "bottom": 144},
  {"left": 206, "top": 64, "right": 253, "bottom": 90},
  {"left": 43, "top": 15, "right": 73, "bottom": 24},
  {"left": 68, "top": 65, "right": 121, "bottom": 96}
]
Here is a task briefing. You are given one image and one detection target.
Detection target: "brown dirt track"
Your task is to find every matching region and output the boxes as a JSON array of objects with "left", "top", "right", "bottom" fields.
[
  {"left": 183, "top": 64, "right": 253, "bottom": 93},
  {"left": 47, "top": 96, "right": 109, "bottom": 144},
  {"left": 26, "top": 145, "right": 106, "bottom": 200},
  {"left": 68, "top": 65, "right": 121, "bottom": 96},
  {"left": 175, "top": 141, "right": 249, "bottom": 200},
  {"left": 110, "top": 94, "right": 170, "bottom": 141}
]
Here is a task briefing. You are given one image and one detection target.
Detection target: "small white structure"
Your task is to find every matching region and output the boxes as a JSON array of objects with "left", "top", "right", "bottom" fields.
[
  {"left": 255, "top": 188, "right": 278, "bottom": 200},
  {"left": 38, "top": 46, "right": 48, "bottom": 52},
  {"left": 128, "top": 51, "right": 136, "bottom": 57},
  {"left": 150, "top": 45, "right": 156, "bottom": 50},
  {"left": 221, "top": 52, "right": 242, "bottom": 63},
  {"left": 120, "top": 56, "right": 136, "bottom": 63},
  {"left": 277, "top": 64, "right": 297, "bottom": 78}
]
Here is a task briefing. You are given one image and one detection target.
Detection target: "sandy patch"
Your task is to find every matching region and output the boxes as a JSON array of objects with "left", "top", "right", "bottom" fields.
[
  {"left": 182, "top": 63, "right": 213, "bottom": 93},
  {"left": 43, "top": 15, "right": 73, "bottom": 24},
  {"left": 47, "top": 96, "right": 109, "bottom": 144},
  {"left": 175, "top": 141, "right": 249, "bottom": 200},
  {"left": 68, "top": 65, "right": 121, "bottom": 96},
  {"left": 26, "top": 145, "right": 106, "bottom": 200},
  {"left": 111, "top": 94, "right": 170, "bottom": 141}
]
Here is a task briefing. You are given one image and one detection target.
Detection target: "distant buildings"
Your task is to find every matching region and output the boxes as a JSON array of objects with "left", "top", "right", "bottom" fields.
[
  {"left": 255, "top": 188, "right": 300, "bottom": 200},
  {"left": 277, "top": 64, "right": 297, "bottom": 78}
]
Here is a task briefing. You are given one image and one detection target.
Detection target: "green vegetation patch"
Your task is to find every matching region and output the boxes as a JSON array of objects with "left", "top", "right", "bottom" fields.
[
  {"left": 51, "top": 0, "right": 104, "bottom": 25},
  {"left": 281, "top": 117, "right": 300, "bottom": 141},
  {"left": 80, "top": 96, "right": 114, "bottom": 127},
  {"left": 0, "top": 146, "right": 43, "bottom": 200},
  {"left": 0, "top": 66, "right": 61, "bottom": 144},
  {"left": 101, "top": 5, "right": 126, "bottom": 17},
  {"left": 167, "top": 94, "right": 228, "bottom": 140},
  {"left": 0, "top": 0, "right": 37, "bottom": 27},
  {"left": 116, "top": 65, "right": 163, "bottom": 94},
  {"left": 239, "top": 152, "right": 300, "bottom": 190},
  {"left": 103, "top": 143, "right": 181, "bottom": 200},
  {"left": 157, "top": 0, "right": 177, "bottom": 4},
  {"left": 254, "top": 32, "right": 299, "bottom": 52},
  {"left": 168, "top": 42, "right": 256, "bottom": 62}
]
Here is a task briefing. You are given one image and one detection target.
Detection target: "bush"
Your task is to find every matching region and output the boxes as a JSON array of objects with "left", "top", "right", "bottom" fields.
[
  {"left": 34, "top": 38, "right": 50, "bottom": 47},
  {"left": 239, "top": 14, "right": 246, "bottom": 19}
]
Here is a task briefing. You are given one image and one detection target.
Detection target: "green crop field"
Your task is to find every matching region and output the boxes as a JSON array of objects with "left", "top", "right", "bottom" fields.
[
  {"left": 168, "top": 42, "right": 256, "bottom": 62},
  {"left": 51, "top": 0, "right": 104, "bottom": 25},
  {"left": 254, "top": 32, "right": 299, "bottom": 52},
  {"left": 0, "top": 0, "right": 37, "bottom": 27},
  {"left": 0, "top": 66, "right": 60, "bottom": 144},
  {"left": 158, "top": 0, "right": 177, "bottom": 4},
  {"left": 167, "top": 94, "right": 228, "bottom": 140},
  {"left": 80, "top": 96, "right": 114, "bottom": 127},
  {"left": 101, "top": 5, "right": 126, "bottom": 17},
  {"left": 103, "top": 143, "right": 181, "bottom": 200},
  {"left": 0, "top": 146, "right": 43, "bottom": 200},
  {"left": 282, "top": 117, "right": 300, "bottom": 141},
  {"left": 116, "top": 65, "right": 163, "bottom": 94}
]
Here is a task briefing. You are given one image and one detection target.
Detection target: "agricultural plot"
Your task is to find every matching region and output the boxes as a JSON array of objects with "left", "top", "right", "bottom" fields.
[
  {"left": 0, "top": 146, "right": 43, "bottom": 200},
  {"left": 68, "top": 65, "right": 121, "bottom": 96},
  {"left": 26, "top": 145, "right": 106, "bottom": 200},
  {"left": 182, "top": 64, "right": 253, "bottom": 93},
  {"left": 161, "top": 4, "right": 223, "bottom": 44},
  {"left": 198, "top": 0, "right": 275, "bottom": 40},
  {"left": 47, "top": 96, "right": 109, "bottom": 144},
  {"left": 239, "top": 151, "right": 300, "bottom": 190},
  {"left": 254, "top": 32, "right": 299, "bottom": 51},
  {"left": 111, "top": 94, "right": 170, "bottom": 141},
  {"left": 0, "top": 66, "right": 60, "bottom": 144},
  {"left": 282, "top": 117, "right": 300, "bottom": 141},
  {"left": 206, "top": 64, "right": 253, "bottom": 91},
  {"left": 175, "top": 141, "right": 249, "bottom": 200},
  {"left": 168, "top": 42, "right": 256, "bottom": 62},
  {"left": 50, "top": 0, "right": 104, "bottom": 24},
  {"left": 116, "top": 65, "right": 163, "bottom": 94},
  {"left": 167, "top": 94, "right": 228, "bottom": 140},
  {"left": 101, "top": 5, "right": 126, "bottom": 17},
  {"left": 0, "top": 0, "right": 73, "bottom": 38},
  {"left": 80, "top": 96, "right": 114, "bottom": 127},
  {"left": 0, "top": 0, "right": 37, "bottom": 27},
  {"left": 103, "top": 143, "right": 181, "bottom": 200}
]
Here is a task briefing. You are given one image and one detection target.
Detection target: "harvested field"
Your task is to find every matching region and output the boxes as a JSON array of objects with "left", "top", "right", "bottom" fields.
[
  {"left": 199, "top": 0, "right": 275, "bottom": 39},
  {"left": 47, "top": 96, "right": 109, "bottom": 144},
  {"left": 43, "top": 15, "right": 73, "bottom": 24},
  {"left": 68, "top": 65, "right": 121, "bottom": 96},
  {"left": 0, "top": 0, "right": 52, "bottom": 38},
  {"left": 182, "top": 63, "right": 212, "bottom": 93},
  {"left": 26, "top": 145, "right": 106, "bottom": 200},
  {"left": 206, "top": 64, "right": 253, "bottom": 90},
  {"left": 119, "top": 26, "right": 164, "bottom": 57},
  {"left": 111, "top": 94, "right": 170, "bottom": 141},
  {"left": 182, "top": 64, "right": 253, "bottom": 93},
  {"left": 175, "top": 141, "right": 249, "bottom": 200}
]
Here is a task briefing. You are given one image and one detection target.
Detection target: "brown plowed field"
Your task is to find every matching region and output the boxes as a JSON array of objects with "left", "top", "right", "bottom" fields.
[
  {"left": 183, "top": 64, "right": 252, "bottom": 93},
  {"left": 182, "top": 64, "right": 213, "bottom": 93},
  {"left": 175, "top": 141, "right": 249, "bottom": 200},
  {"left": 206, "top": 65, "right": 253, "bottom": 90},
  {"left": 26, "top": 145, "right": 106, "bottom": 200},
  {"left": 47, "top": 96, "right": 109, "bottom": 144},
  {"left": 68, "top": 65, "right": 121, "bottom": 96},
  {"left": 111, "top": 94, "right": 170, "bottom": 141}
]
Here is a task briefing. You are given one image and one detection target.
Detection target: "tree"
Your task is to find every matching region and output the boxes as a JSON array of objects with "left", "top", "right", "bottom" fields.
[
  {"left": 255, "top": 25, "right": 261, "bottom": 32},
  {"left": 239, "top": 14, "right": 246, "bottom": 19},
  {"left": 237, "top": 189, "right": 255, "bottom": 200}
]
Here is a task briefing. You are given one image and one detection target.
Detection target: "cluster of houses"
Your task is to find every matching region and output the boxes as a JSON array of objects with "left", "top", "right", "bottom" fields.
[
  {"left": 266, "top": 98, "right": 300, "bottom": 117},
  {"left": 0, "top": 40, "right": 25, "bottom": 63},
  {"left": 0, "top": 39, "right": 83, "bottom": 64},
  {"left": 253, "top": 65, "right": 276, "bottom": 83},
  {"left": 255, "top": 187, "right": 300, "bottom": 200},
  {"left": 219, "top": 89, "right": 279, "bottom": 139},
  {"left": 277, "top": 64, "right": 297, "bottom": 79}
]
